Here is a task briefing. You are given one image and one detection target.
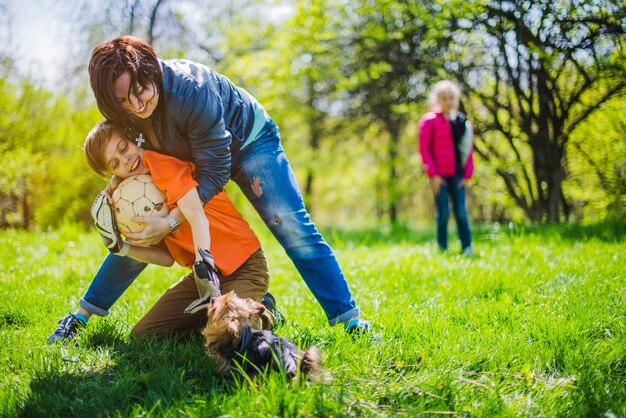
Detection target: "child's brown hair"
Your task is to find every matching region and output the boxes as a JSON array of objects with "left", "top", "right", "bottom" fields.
[{"left": 83, "top": 120, "right": 125, "bottom": 176}]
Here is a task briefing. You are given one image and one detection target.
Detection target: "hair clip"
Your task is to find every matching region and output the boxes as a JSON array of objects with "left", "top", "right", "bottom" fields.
[{"left": 135, "top": 133, "right": 146, "bottom": 148}]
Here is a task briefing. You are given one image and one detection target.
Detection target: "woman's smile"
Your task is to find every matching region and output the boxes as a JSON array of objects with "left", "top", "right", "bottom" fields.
[
  {"left": 136, "top": 103, "right": 148, "bottom": 114},
  {"left": 113, "top": 71, "right": 159, "bottom": 119}
]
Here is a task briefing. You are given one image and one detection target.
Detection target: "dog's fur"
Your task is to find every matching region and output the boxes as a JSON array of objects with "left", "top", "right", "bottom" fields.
[{"left": 202, "top": 292, "right": 324, "bottom": 381}]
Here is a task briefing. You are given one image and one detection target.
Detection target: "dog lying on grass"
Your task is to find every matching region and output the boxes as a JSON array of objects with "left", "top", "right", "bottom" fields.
[{"left": 202, "top": 292, "right": 326, "bottom": 381}]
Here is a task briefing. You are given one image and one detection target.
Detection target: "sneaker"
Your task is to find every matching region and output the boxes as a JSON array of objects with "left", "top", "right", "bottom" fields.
[
  {"left": 345, "top": 319, "right": 381, "bottom": 341},
  {"left": 261, "top": 292, "right": 285, "bottom": 327},
  {"left": 48, "top": 312, "right": 86, "bottom": 344},
  {"left": 462, "top": 246, "right": 474, "bottom": 257}
]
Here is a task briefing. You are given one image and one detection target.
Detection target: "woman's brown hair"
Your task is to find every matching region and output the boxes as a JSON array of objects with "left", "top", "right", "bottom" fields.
[{"left": 88, "top": 36, "right": 162, "bottom": 129}]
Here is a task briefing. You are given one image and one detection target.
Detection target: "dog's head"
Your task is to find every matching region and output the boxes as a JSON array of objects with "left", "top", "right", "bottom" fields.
[{"left": 202, "top": 291, "right": 270, "bottom": 352}]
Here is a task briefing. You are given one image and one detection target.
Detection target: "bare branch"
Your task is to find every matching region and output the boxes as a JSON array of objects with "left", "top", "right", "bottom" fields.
[
  {"left": 564, "top": 81, "right": 626, "bottom": 139},
  {"left": 147, "top": 0, "right": 166, "bottom": 45}
]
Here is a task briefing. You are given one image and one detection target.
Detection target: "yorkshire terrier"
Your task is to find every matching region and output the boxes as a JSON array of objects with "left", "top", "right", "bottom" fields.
[{"left": 202, "top": 292, "right": 325, "bottom": 381}]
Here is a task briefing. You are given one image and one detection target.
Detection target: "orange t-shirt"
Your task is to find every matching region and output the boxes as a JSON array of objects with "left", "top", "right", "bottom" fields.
[{"left": 142, "top": 150, "right": 261, "bottom": 276}]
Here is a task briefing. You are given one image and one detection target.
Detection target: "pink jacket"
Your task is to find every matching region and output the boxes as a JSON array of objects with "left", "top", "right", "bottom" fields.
[{"left": 418, "top": 110, "right": 474, "bottom": 179}]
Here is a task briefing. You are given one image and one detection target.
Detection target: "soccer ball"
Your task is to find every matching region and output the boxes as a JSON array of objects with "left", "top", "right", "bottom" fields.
[{"left": 112, "top": 174, "right": 169, "bottom": 233}]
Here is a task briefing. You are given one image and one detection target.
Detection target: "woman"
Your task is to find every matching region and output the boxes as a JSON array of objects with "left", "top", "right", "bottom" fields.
[
  {"left": 50, "top": 36, "right": 375, "bottom": 340},
  {"left": 418, "top": 80, "right": 474, "bottom": 255}
]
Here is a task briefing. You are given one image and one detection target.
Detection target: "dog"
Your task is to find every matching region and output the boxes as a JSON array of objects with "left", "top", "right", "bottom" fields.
[{"left": 202, "top": 292, "right": 325, "bottom": 381}]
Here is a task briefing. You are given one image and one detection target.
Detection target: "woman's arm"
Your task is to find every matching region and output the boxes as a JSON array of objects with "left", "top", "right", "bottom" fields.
[
  {"left": 127, "top": 244, "right": 175, "bottom": 267},
  {"left": 174, "top": 187, "right": 210, "bottom": 261},
  {"left": 181, "top": 84, "right": 231, "bottom": 205}
]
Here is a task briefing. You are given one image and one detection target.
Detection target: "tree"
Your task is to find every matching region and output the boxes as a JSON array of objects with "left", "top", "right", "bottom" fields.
[
  {"left": 277, "top": 0, "right": 345, "bottom": 212},
  {"left": 566, "top": 96, "right": 626, "bottom": 219},
  {"left": 448, "top": 0, "right": 626, "bottom": 222},
  {"left": 338, "top": 0, "right": 441, "bottom": 223},
  {"left": 59, "top": 0, "right": 194, "bottom": 98}
]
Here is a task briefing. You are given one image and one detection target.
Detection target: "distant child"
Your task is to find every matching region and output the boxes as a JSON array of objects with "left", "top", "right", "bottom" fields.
[
  {"left": 418, "top": 80, "right": 474, "bottom": 255},
  {"left": 49, "top": 121, "right": 276, "bottom": 342}
]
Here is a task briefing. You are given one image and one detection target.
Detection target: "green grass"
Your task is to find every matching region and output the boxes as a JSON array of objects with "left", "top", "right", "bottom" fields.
[{"left": 0, "top": 221, "right": 624, "bottom": 417}]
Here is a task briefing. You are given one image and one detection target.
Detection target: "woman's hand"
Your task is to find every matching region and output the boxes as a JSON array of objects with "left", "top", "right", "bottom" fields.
[
  {"left": 430, "top": 176, "right": 444, "bottom": 194},
  {"left": 101, "top": 176, "right": 123, "bottom": 204},
  {"left": 458, "top": 179, "right": 468, "bottom": 188},
  {"left": 121, "top": 216, "right": 170, "bottom": 246}
]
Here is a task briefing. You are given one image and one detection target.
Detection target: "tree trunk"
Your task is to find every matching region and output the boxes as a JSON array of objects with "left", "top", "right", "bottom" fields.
[
  {"left": 147, "top": 0, "right": 166, "bottom": 45},
  {"left": 387, "top": 124, "right": 400, "bottom": 224},
  {"left": 304, "top": 171, "right": 314, "bottom": 213},
  {"left": 303, "top": 116, "right": 322, "bottom": 213},
  {"left": 530, "top": 139, "right": 565, "bottom": 222},
  {"left": 21, "top": 175, "right": 29, "bottom": 229},
  {"left": 547, "top": 169, "right": 564, "bottom": 222},
  {"left": 303, "top": 78, "right": 323, "bottom": 214}
]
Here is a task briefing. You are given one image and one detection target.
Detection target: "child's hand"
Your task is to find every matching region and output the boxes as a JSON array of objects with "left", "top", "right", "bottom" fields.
[
  {"left": 121, "top": 216, "right": 170, "bottom": 246},
  {"left": 101, "top": 175, "right": 122, "bottom": 204},
  {"left": 430, "top": 176, "right": 444, "bottom": 194}
]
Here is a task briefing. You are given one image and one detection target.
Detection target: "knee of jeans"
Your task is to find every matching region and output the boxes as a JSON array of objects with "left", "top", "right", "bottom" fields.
[
  {"left": 268, "top": 210, "right": 326, "bottom": 257},
  {"left": 454, "top": 207, "right": 468, "bottom": 221},
  {"left": 436, "top": 208, "right": 450, "bottom": 221}
]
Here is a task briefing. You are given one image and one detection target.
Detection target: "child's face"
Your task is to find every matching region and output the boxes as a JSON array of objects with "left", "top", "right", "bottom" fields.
[
  {"left": 103, "top": 132, "right": 149, "bottom": 179},
  {"left": 437, "top": 91, "right": 459, "bottom": 114}
]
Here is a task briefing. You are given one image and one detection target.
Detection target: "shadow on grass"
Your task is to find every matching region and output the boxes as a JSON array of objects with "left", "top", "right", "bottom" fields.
[
  {"left": 322, "top": 218, "right": 625, "bottom": 248},
  {"left": 18, "top": 327, "right": 230, "bottom": 417},
  {"left": 323, "top": 223, "right": 433, "bottom": 248},
  {"left": 500, "top": 218, "right": 626, "bottom": 243}
]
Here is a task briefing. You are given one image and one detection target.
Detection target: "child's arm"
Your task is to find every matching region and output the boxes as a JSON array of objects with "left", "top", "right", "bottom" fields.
[
  {"left": 127, "top": 244, "right": 175, "bottom": 267},
  {"left": 175, "top": 187, "right": 210, "bottom": 262}
]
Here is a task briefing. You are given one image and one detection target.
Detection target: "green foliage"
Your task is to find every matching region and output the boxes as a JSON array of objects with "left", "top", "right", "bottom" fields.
[
  {"left": 0, "top": 75, "right": 105, "bottom": 229},
  {"left": 0, "top": 223, "right": 625, "bottom": 416},
  {"left": 1, "top": 0, "right": 625, "bottom": 228},
  {"left": 566, "top": 97, "right": 626, "bottom": 220},
  {"left": 444, "top": 0, "right": 626, "bottom": 222}
]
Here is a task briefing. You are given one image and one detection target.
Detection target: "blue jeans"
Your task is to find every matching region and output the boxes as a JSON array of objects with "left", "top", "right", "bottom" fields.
[
  {"left": 434, "top": 176, "right": 472, "bottom": 251},
  {"left": 81, "top": 119, "right": 359, "bottom": 325}
]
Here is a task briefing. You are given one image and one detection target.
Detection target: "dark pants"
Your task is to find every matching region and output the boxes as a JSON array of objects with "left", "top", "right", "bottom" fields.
[{"left": 435, "top": 175, "right": 472, "bottom": 251}]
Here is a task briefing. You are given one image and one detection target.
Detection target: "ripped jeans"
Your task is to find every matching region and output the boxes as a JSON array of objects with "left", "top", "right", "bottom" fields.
[{"left": 80, "top": 119, "right": 359, "bottom": 326}]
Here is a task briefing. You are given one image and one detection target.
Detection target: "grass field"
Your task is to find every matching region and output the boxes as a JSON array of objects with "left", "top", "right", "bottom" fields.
[{"left": 0, "top": 221, "right": 624, "bottom": 417}]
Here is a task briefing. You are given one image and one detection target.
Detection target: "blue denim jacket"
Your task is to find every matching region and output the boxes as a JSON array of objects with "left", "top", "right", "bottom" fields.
[{"left": 139, "top": 58, "right": 266, "bottom": 203}]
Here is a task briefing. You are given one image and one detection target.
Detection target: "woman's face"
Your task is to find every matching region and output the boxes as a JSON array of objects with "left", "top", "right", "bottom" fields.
[
  {"left": 437, "top": 90, "right": 459, "bottom": 114},
  {"left": 104, "top": 133, "right": 149, "bottom": 179},
  {"left": 114, "top": 71, "right": 159, "bottom": 119}
]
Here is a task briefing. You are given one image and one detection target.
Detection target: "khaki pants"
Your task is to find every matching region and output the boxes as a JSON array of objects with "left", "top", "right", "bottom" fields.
[{"left": 132, "top": 248, "right": 270, "bottom": 337}]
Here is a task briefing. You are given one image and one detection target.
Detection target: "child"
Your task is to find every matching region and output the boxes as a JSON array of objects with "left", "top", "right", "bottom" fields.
[
  {"left": 49, "top": 121, "right": 277, "bottom": 342},
  {"left": 418, "top": 80, "right": 474, "bottom": 255}
]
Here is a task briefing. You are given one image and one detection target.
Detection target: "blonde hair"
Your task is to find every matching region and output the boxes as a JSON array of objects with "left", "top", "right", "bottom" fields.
[
  {"left": 83, "top": 120, "right": 125, "bottom": 176},
  {"left": 428, "top": 80, "right": 461, "bottom": 107}
]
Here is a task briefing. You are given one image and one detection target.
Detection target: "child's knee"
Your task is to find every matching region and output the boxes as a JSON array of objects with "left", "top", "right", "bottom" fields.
[
  {"left": 267, "top": 210, "right": 324, "bottom": 250},
  {"left": 221, "top": 277, "right": 268, "bottom": 301},
  {"left": 131, "top": 322, "right": 149, "bottom": 338}
]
